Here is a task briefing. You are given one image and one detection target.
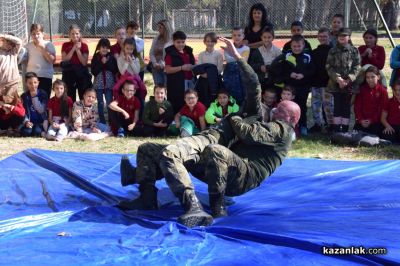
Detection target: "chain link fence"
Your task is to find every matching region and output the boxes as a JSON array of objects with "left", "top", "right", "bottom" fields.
[{"left": 21, "top": 0, "right": 398, "bottom": 39}]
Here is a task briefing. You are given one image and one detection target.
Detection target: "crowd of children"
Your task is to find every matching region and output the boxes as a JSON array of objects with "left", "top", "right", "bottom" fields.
[{"left": 1, "top": 2, "right": 400, "bottom": 144}]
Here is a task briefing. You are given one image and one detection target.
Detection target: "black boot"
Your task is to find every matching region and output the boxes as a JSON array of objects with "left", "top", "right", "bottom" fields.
[
  {"left": 117, "top": 183, "right": 159, "bottom": 210},
  {"left": 120, "top": 155, "right": 137, "bottom": 186},
  {"left": 177, "top": 190, "right": 213, "bottom": 227},
  {"left": 341, "top": 125, "right": 349, "bottom": 133},
  {"left": 209, "top": 193, "right": 227, "bottom": 218}
]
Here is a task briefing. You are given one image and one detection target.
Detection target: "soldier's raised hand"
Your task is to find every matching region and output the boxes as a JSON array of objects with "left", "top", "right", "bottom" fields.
[{"left": 218, "top": 36, "right": 241, "bottom": 60}]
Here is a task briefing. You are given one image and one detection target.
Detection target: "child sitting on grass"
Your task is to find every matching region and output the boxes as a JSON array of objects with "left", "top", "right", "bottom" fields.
[
  {"left": 20, "top": 72, "right": 48, "bottom": 137},
  {"left": 46, "top": 80, "right": 73, "bottom": 141},
  {"left": 109, "top": 80, "right": 141, "bottom": 137},
  {"left": 0, "top": 86, "right": 25, "bottom": 136},
  {"left": 171, "top": 89, "right": 206, "bottom": 137},
  {"left": 70, "top": 88, "right": 110, "bottom": 141},
  {"left": 205, "top": 89, "right": 239, "bottom": 125}
]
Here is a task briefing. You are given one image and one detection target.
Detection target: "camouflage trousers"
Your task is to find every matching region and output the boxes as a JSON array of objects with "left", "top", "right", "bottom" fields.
[{"left": 135, "top": 127, "right": 255, "bottom": 197}]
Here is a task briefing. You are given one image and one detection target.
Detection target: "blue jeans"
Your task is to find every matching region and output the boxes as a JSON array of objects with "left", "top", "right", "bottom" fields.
[
  {"left": 21, "top": 123, "right": 44, "bottom": 137},
  {"left": 152, "top": 68, "right": 167, "bottom": 86},
  {"left": 97, "top": 89, "right": 113, "bottom": 124}
]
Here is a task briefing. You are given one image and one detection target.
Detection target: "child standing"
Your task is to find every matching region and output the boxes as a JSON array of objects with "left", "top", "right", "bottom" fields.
[
  {"left": 205, "top": 89, "right": 239, "bottom": 125},
  {"left": 358, "top": 29, "right": 385, "bottom": 70},
  {"left": 20, "top": 72, "right": 48, "bottom": 137},
  {"left": 0, "top": 86, "right": 25, "bottom": 135},
  {"left": 326, "top": 28, "right": 360, "bottom": 133},
  {"left": 261, "top": 87, "right": 278, "bottom": 123},
  {"left": 381, "top": 80, "right": 400, "bottom": 143},
  {"left": 111, "top": 27, "right": 126, "bottom": 59},
  {"left": 196, "top": 32, "right": 224, "bottom": 106},
  {"left": 271, "top": 35, "right": 315, "bottom": 135},
  {"left": 24, "top": 24, "right": 56, "bottom": 98},
  {"left": 0, "top": 33, "right": 22, "bottom": 96},
  {"left": 173, "top": 89, "right": 206, "bottom": 137},
  {"left": 117, "top": 38, "right": 141, "bottom": 77},
  {"left": 354, "top": 66, "right": 387, "bottom": 136},
  {"left": 223, "top": 27, "right": 250, "bottom": 106},
  {"left": 47, "top": 80, "right": 73, "bottom": 141},
  {"left": 330, "top": 14, "right": 344, "bottom": 47},
  {"left": 310, "top": 27, "right": 332, "bottom": 133},
  {"left": 281, "top": 85, "right": 296, "bottom": 102},
  {"left": 126, "top": 21, "right": 145, "bottom": 80},
  {"left": 70, "top": 88, "right": 110, "bottom": 140},
  {"left": 164, "top": 31, "right": 196, "bottom": 113},
  {"left": 282, "top": 21, "right": 312, "bottom": 54},
  {"left": 61, "top": 24, "right": 92, "bottom": 102},
  {"left": 137, "top": 86, "right": 174, "bottom": 137},
  {"left": 91, "top": 38, "right": 118, "bottom": 124},
  {"left": 248, "top": 27, "right": 281, "bottom": 86},
  {"left": 109, "top": 80, "right": 141, "bottom": 137}
]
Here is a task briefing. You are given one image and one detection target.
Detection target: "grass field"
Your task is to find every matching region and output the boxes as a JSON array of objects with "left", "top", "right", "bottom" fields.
[{"left": 1, "top": 37, "right": 400, "bottom": 161}]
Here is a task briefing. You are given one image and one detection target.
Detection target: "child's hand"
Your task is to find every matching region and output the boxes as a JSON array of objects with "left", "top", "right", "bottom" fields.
[
  {"left": 383, "top": 125, "right": 395, "bottom": 134},
  {"left": 75, "top": 42, "right": 82, "bottom": 50},
  {"left": 123, "top": 111, "right": 130, "bottom": 119},
  {"left": 218, "top": 36, "right": 241, "bottom": 60},
  {"left": 158, "top": 107, "right": 165, "bottom": 115},
  {"left": 290, "top": 72, "right": 298, "bottom": 79},
  {"left": 182, "top": 64, "right": 193, "bottom": 71},
  {"left": 92, "top": 127, "right": 101, "bottom": 133},
  {"left": 336, "top": 77, "right": 346, "bottom": 89},
  {"left": 296, "top": 73, "right": 304, "bottom": 80},
  {"left": 25, "top": 121, "right": 33, "bottom": 128},
  {"left": 175, "top": 121, "right": 181, "bottom": 129},
  {"left": 154, "top": 120, "right": 167, "bottom": 128},
  {"left": 128, "top": 123, "right": 135, "bottom": 131},
  {"left": 154, "top": 63, "right": 161, "bottom": 70},
  {"left": 200, "top": 73, "right": 208, "bottom": 78},
  {"left": 215, "top": 118, "right": 222, "bottom": 123}
]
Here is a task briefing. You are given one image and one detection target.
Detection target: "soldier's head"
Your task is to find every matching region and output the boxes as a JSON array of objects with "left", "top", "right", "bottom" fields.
[{"left": 271, "top": 100, "right": 300, "bottom": 127}]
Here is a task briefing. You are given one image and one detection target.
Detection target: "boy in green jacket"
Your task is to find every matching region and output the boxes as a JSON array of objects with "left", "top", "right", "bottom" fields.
[{"left": 205, "top": 89, "right": 239, "bottom": 125}]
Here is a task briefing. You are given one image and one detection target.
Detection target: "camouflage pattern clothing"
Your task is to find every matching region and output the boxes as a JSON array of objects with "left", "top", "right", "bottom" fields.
[
  {"left": 134, "top": 58, "right": 294, "bottom": 199},
  {"left": 72, "top": 100, "right": 99, "bottom": 132},
  {"left": 325, "top": 44, "right": 361, "bottom": 94}
]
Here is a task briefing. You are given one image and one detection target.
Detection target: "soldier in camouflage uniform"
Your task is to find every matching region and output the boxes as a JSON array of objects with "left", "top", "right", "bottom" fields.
[
  {"left": 325, "top": 28, "right": 360, "bottom": 133},
  {"left": 119, "top": 37, "right": 301, "bottom": 227}
]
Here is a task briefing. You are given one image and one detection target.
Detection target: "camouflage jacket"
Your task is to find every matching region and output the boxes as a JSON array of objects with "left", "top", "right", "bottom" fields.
[
  {"left": 325, "top": 44, "right": 361, "bottom": 93},
  {"left": 229, "top": 115, "right": 294, "bottom": 185}
]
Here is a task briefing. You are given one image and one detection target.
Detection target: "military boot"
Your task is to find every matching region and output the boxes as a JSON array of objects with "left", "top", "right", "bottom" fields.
[
  {"left": 120, "top": 155, "right": 137, "bottom": 186},
  {"left": 117, "top": 183, "right": 159, "bottom": 210},
  {"left": 209, "top": 193, "right": 227, "bottom": 218},
  {"left": 177, "top": 190, "right": 213, "bottom": 227}
]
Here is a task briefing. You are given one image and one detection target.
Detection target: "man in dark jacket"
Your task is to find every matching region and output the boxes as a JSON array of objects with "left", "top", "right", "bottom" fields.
[{"left": 119, "top": 37, "right": 300, "bottom": 228}]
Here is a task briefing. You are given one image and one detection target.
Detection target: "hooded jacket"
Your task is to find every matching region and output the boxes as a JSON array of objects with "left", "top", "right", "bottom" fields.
[{"left": 205, "top": 96, "right": 239, "bottom": 124}]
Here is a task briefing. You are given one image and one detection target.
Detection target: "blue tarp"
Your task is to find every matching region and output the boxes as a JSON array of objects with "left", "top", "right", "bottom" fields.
[{"left": 0, "top": 149, "right": 398, "bottom": 265}]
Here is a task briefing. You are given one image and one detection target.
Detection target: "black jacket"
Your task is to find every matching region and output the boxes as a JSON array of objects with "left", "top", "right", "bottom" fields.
[
  {"left": 91, "top": 52, "right": 118, "bottom": 77},
  {"left": 270, "top": 52, "right": 315, "bottom": 88},
  {"left": 165, "top": 45, "right": 195, "bottom": 113},
  {"left": 311, "top": 44, "right": 331, "bottom": 87}
]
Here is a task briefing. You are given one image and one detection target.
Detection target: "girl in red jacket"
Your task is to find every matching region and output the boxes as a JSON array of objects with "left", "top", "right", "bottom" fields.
[
  {"left": 0, "top": 86, "right": 25, "bottom": 135},
  {"left": 354, "top": 66, "right": 387, "bottom": 136},
  {"left": 358, "top": 29, "right": 385, "bottom": 70}
]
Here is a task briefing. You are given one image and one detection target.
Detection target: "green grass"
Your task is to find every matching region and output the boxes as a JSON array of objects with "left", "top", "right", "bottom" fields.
[{"left": 2, "top": 38, "right": 400, "bottom": 161}]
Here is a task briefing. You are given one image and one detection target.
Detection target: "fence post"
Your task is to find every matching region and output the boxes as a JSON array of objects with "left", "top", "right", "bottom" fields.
[
  {"left": 47, "top": 0, "right": 52, "bottom": 41},
  {"left": 141, "top": 0, "right": 145, "bottom": 57},
  {"left": 344, "top": 0, "right": 351, "bottom": 27},
  {"left": 373, "top": 0, "right": 396, "bottom": 48},
  {"left": 94, "top": 1, "right": 97, "bottom": 36}
]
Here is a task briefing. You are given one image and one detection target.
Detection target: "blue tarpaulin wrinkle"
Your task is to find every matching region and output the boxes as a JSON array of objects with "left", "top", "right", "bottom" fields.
[{"left": 0, "top": 149, "right": 398, "bottom": 265}]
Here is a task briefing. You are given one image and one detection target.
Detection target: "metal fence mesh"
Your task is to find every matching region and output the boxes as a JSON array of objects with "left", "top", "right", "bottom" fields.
[{"left": 16, "top": 0, "right": 397, "bottom": 38}]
